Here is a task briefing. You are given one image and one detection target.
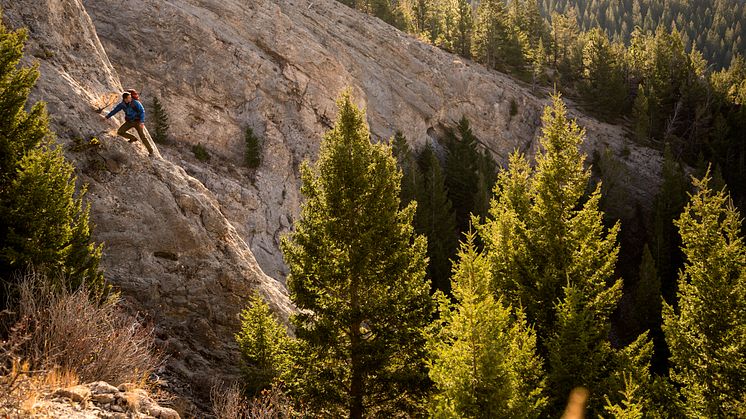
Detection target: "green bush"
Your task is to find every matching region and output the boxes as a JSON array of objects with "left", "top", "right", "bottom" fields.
[
  {"left": 509, "top": 99, "right": 519, "bottom": 117},
  {"left": 192, "top": 143, "right": 210, "bottom": 162},
  {"left": 234, "top": 294, "right": 292, "bottom": 395},
  {"left": 244, "top": 127, "right": 262, "bottom": 169},
  {"left": 150, "top": 96, "right": 170, "bottom": 144}
]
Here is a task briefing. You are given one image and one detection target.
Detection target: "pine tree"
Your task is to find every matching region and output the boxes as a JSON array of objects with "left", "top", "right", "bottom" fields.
[
  {"left": 530, "top": 38, "right": 547, "bottom": 91},
  {"left": 479, "top": 95, "right": 652, "bottom": 415},
  {"left": 235, "top": 294, "right": 293, "bottom": 395},
  {"left": 551, "top": 9, "right": 582, "bottom": 78},
  {"left": 471, "top": 0, "right": 510, "bottom": 69},
  {"left": 444, "top": 117, "right": 495, "bottom": 233},
  {"left": 281, "top": 93, "right": 432, "bottom": 417},
  {"left": 603, "top": 374, "right": 645, "bottom": 419},
  {"left": 581, "top": 29, "right": 628, "bottom": 116},
  {"left": 633, "top": 245, "right": 662, "bottom": 336},
  {"left": 454, "top": 0, "right": 473, "bottom": 58},
  {"left": 150, "top": 96, "right": 170, "bottom": 144},
  {"left": 244, "top": 126, "right": 262, "bottom": 169},
  {"left": 662, "top": 169, "right": 746, "bottom": 417},
  {"left": 415, "top": 145, "right": 458, "bottom": 295},
  {"left": 651, "top": 145, "right": 688, "bottom": 305},
  {"left": 632, "top": 85, "right": 651, "bottom": 142},
  {"left": 0, "top": 19, "right": 104, "bottom": 300},
  {"left": 391, "top": 130, "right": 418, "bottom": 207},
  {"left": 427, "top": 232, "right": 547, "bottom": 418}
]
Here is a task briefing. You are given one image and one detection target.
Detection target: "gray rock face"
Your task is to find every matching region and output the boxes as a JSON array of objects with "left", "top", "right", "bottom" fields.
[
  {"left": 1, "top": 0, "right": 293, "bottom": 392},
  {"left": 82, "top": 0, "right": 662, "bottom": 281}
]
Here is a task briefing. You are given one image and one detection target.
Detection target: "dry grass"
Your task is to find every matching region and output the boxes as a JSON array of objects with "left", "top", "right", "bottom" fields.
[
  {"left": 0, "top": 272, "right": 162, "bottom": 415},
  {"left": 245, "top": 385, "right": 302, "bottom": 418}
]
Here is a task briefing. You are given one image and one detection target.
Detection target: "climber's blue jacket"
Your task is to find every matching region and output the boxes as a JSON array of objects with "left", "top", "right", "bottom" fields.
[{"left": 106, "top": 100, "right": 145, "bottom": 122}]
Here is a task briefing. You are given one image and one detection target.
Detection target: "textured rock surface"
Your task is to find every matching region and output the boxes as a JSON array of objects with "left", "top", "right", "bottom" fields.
[
  {"left": 82, "top": 0, "right": 662, "bottom": 281},
  {"left": 1, "top": 0, "right": 294, "bottom": 395},
  {"left": 35, "top": 381, "right": 180, "bottom": 418}
]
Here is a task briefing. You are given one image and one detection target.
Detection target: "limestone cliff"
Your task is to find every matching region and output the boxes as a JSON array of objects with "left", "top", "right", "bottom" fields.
[
  {"left": 82, "top": 0, "right": 662, "bottom": 281},
  {"left": 1, "top": 0, "right": 294, "bottom": 400}
]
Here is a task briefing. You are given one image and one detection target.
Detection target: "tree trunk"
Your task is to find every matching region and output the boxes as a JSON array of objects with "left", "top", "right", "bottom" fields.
[
  {"left": 349, "top": 277, "right": 364, "bottom": 419},
  {"left": 350, "top": 323, "right": 364, "bottom": 419}
]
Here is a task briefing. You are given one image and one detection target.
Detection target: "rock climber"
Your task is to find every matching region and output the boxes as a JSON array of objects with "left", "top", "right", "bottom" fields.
[{"left": 104, "top": 90, "right": 154, "bottom": 155}]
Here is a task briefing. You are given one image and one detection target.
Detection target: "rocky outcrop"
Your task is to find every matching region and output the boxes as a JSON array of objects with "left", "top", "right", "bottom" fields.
[
  {"left": 82, "top": 0, "right": 662, "bottom": 281},
  {"left": 1, "top": 0, "right": 294, "bottom": 396},
  {"left": 35, "top": 381, "right": 180, "bottom": 418}
]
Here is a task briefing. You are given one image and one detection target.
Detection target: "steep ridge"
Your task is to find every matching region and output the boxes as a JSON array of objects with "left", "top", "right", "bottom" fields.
[
  {"left": 1, "top": 0, "right": 294, "bottom": 398},
  {"left": 83, "top": 0, "right": 663, "bottom": 281}
]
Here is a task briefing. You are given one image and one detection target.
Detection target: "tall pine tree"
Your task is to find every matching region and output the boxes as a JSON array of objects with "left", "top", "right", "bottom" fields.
[
  {"left": 479, "top": 95, "right": 652, "bottom": 415},
  {"left": 0, "top": 18, "right": 104, "bottom": 300},
  {"left": 663, "top": 170, "right": 746, "bottom": 417},
  {"left": 391, "top": 130, "right": 418, "bottom": 207},
  {"left": 471, "top": 0, "right": 510, "bottom": 70},
  {"left": 652, "top": 144, "right": 688, "bottom": 305},
  {"left": 427, "top": 231, "right": 547, "bottom": 417},
  {"left": 281, "top": 93, "right": 432, "bottom": 417},
  {"left": 444, "top": 117, "right": 495, "bottom": 233},
  {"left": 415, "top": 144, "right": 458, "bottom": 295}
]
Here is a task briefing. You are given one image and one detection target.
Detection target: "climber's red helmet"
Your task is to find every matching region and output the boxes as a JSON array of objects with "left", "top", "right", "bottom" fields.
[{"left": 126, "top": 89, "right": 139, "bottom": 100}]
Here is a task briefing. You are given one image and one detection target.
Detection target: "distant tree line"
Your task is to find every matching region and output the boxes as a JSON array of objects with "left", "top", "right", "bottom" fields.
[{"left": 541, "top": 0, "right": 745, "bottom": 69}]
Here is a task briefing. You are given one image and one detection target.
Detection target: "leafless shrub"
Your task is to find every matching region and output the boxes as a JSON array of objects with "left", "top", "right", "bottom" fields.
[
  {"left": 211, "top": 381, "right": 247, "bottom": 419},
  {"left": 15, "top": 271, "right": 161, "bottom": 386},
  {"left": 211, "top": 382, "right": 305, "bottom": 419},
  {"left": 246, "top": 385, "right": 305, "bottom": 418}
]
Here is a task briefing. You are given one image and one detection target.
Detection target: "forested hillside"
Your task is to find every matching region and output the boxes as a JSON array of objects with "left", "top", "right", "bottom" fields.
[
  {"left": 343, "top": 0, "right": 746, "bottom": 210},
  {"left": 541, "top": 0, "right": 746, "bottom": 69}
]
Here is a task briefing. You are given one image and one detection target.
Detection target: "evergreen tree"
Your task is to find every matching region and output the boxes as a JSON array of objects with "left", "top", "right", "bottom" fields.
[
  {"left": 550, "top": 9, "right": 582, "bottom": 79},
  {"left": 603, "top": 374, "right": 645, "bottom": 419},
  {"left": 391, "top": 130, "right": 418, "bottom": 207},
  {"left": 651, "top": 145, "right": 688, "bottom": 305},
  {"left": 444, "top": 117, "right": 495, "bottom": 233},
  {"left": 580, "top": 28, "right": 628, "bottom": 116},
  {"left": 235, "top": 294, "right": 293, "bottom": 395},
  {"left": 415, "top": 145, "right": 458, "bottom": 295},
  {"left": 281, "top": 93, "right": 432, "bottom": 417},
  {"left": 244, "top": 126, "right": 262, "bottom": 169},
  {"left": 150, "top": 96, "right": 170, "bottom": 144},
  {"left": 427, "top": 232, "right": 547, "bottom": 418},
  {"left": 453, "top": 0, "right": 473, "bottom": 58},
  {"left": 479, "top": 95, "right": 651, "bottom": 415},
  {"left": 0, "top": 19, "right": 104, "bottom": 299},
  {"left": 633, "top": 245, "right": 662, "bottom": 336},
  {"left": 632, "top": 85, "right": 651, "bottom": 142},
  {"left": 663, "top": 169, "right": 746, "bottom": 417},
  {"left": 471, "top": 0, "right": 510, "bottom": 70},
  {"left": 530, "top": 38, "right": 548, "bottom": 90}
]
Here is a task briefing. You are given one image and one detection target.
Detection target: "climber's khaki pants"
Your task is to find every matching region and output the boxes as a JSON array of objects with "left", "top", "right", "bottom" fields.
[{"left": 117, "top": 120, "right": 153, "bottom": 154}]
